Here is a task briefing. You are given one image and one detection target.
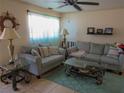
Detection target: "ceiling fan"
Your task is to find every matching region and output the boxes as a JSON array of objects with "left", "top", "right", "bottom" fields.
[{"left": 56, "top": 0, "right": 99, "bottom": 11}]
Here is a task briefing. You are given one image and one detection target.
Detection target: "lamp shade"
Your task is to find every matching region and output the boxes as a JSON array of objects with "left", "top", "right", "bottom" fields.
[
  {"left": 0, "top": 28, "right": 20, "bottom": 40},
  {"left": 63, "top": 29, "right": 69, "bottom": 35}
]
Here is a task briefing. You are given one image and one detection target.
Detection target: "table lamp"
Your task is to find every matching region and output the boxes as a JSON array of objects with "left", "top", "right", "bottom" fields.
[{"left": 0, "top": 28, "right": 20, "bottom": 64}]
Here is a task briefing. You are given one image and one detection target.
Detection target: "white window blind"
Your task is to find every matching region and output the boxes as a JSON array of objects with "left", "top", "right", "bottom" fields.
[{"left": 28, "top": 12, "right": 60, "bottom": 44}]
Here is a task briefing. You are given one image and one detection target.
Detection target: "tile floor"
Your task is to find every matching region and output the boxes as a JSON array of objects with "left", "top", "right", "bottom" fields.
[
  {"left": 0, "top": 77, "right": 78, "bottom": 93},
  {"left": 1, "top": 71, "right": 123, "bottom": 93}
]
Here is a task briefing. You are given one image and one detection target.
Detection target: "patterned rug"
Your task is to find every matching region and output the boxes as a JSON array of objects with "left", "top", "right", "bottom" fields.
[{"left": 44, "top": 66, "right": 124, "bottom": 93}]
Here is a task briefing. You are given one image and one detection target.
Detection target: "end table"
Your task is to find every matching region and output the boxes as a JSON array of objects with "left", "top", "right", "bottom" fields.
[{"left": 0, "top": 59, "right": 31, "bottom": 91}]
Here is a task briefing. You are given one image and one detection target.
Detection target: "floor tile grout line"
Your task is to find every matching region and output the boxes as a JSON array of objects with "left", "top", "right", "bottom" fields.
[{"left": 47, "top": 83, "right": 59, "bottom": 93}]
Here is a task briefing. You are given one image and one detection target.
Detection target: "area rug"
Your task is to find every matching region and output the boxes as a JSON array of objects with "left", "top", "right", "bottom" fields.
[{"left": 44, "top": 66, "right": 124, "bottom": 93}]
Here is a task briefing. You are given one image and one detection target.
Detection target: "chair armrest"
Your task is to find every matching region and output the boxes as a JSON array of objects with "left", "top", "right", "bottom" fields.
[
  {"left": 119, "top": 54, "right": 124, "bottom": 70},
  {"left": 67, "top": 46, "right": 78, "bottom": 54},
  {"left": 18, "top": 54, "right": 42, "bottom": 64}
]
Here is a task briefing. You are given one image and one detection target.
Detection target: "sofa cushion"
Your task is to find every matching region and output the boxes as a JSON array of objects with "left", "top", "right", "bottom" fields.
[
  {"left": 90, "top": 43, "right": 104, "bottom": 55},
  {"left": 101, "top": 56, "right": 119, "bottom": 65},
  {"left": 42, "top": 55, "right": 64, "bottom": 66},
  {"left": 70, "top": 50, "right": 85, "bottom": 58},
  {"left": 84, "top": 54, "right": 101, "bottom": 62},
  {"left": 104, "top": 44, "right": 113, "bottom": 55},
  {"left": 77, "top": 41, "right": 90, "bottom": 52}
]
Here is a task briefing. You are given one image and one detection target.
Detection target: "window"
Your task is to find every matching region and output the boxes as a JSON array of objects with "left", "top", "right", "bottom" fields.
[{"left": 28, "top": 12, "right": 60, "bottom": 44}]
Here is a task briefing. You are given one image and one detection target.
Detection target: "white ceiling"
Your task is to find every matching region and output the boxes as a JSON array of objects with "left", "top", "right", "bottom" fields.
[{"left": 20, "top": 0, "right": 124, "bottom": 13}]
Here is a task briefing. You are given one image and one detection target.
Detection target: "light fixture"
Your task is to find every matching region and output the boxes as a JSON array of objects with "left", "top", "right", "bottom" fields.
[{"left": 0, "top": 28, "right": 20, "bottom": 64}]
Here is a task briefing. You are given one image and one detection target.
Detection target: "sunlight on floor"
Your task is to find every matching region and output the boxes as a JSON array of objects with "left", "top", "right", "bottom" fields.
[{"left": 0, "top": 78, "right": 77, "bottom": 93}]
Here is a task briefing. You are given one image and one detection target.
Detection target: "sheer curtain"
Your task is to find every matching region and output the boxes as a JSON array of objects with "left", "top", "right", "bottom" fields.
[{"left": 28, "top": 12, "right": 60, "bottom": 44}]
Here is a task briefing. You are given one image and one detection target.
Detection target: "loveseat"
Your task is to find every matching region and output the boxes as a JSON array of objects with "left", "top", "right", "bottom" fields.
[
  {"left": 68, "top": 41, "right": 124, "bottom": 73},
  {"left": 19, "top": 46, "right": 65, "bottom": 78}
]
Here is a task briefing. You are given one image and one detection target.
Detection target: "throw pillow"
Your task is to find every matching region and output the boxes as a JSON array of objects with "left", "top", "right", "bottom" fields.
[
  {"left": 70, "top": 50, "right": 85, "bottom": 58},
  {"left": 39, "top": 47, "right": 49, "bottom": 57},
  {"left": 38, "top": 47, "right": 45, "bottom": 58},
  {"left": 107, "top": 47, "right": 120, "bottom": 59},
  {"left": 48, "top": 46, "right": 59, "bottom": 55},
  {"left": 31, "top": 49, "right": 41, "bottom": 57}
]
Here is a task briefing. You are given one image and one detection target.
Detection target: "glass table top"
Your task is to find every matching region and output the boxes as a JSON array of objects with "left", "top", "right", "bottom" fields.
[{"left": 64, "top": 58, "right": 104, "bottom": 69}]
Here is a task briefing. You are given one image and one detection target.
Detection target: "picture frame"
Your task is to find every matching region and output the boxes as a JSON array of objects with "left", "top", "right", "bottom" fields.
[
  {"left": 96, "top": 29, "right": 103, "bottom": 34},
  {"left": 104, "top": 28, "right": 113, "bottom": 34},
  {"left": 87, "top": 27, "right": 95, "bottom": 34}
]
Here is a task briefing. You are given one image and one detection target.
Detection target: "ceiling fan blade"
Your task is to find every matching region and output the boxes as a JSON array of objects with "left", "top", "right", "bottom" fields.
[
  {"left": 46, "top": 0, "right": 64, "bottom": 3},
  {"left": 53, "top": 1, "right": 66, "bottom": 3},
  {"left": 57, "top": 4, "right": 68, "bottom": 8},
  {"left": 73, "top": 4, "right": 82, "bottom": 11},
  {"left": 77, "top": 2, "right": 99, "bottom": 5}
]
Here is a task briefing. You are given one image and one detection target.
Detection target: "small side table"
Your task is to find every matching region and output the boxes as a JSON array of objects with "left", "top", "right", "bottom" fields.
[{"left": 0, "top": 59, "right": 31, "bottom": 91}]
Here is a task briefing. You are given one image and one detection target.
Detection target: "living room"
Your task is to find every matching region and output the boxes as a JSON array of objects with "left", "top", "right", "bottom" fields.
[{"left": 0, "top": 0, "right": 124, "bottom": 93}]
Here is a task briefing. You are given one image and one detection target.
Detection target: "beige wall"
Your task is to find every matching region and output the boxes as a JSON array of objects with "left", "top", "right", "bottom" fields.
[
  {"left": 1, "top": 0, "right": 124, "bottom": 64},
  {"left": 0, "top": 0, "right": 61, "bottom": 64},
  {"left": 61, "top": 8, "right": 124, "bottom": 44}
]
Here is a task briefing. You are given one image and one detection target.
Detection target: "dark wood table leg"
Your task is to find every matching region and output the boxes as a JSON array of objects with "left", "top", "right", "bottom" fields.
[
  {"left": 25, "top": 73, "right": 31, "bottom": 83},
  {"left": 12, "top": 70, "right": 18, "bottom": 91},
  {"left": 96, "top": 70, "right": 104, "bottom": 85},
  {"left": 0, "top": 74, "right": 9, "bottom": 84},
  {"left": 65, "top": 65, "right": 71, "bottom": 76},
  {"left": 0, "top": 68, "right": 9, "bottom": 84}
]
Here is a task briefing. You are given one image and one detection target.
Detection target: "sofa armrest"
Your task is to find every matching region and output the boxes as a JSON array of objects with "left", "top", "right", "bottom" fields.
[
  {"left": 67, "top": 46, "right": 78, "bottom": 54},
  {"left": 119, "top": 54, "right": 124, "bottom": 70},
  {"left": 18, "top": 54, "right": 42, "bottom": 64},
  {"left": 59, "top": 48, "right": 66, "bottom": 55},
  {"left": 18, "top": 53, "right": 42, "bottom": 76}
]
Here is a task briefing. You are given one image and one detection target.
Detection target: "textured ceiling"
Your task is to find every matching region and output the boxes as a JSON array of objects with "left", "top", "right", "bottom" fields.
[{"left": 20, "top": 0, "right": 124, "bottom": 13}]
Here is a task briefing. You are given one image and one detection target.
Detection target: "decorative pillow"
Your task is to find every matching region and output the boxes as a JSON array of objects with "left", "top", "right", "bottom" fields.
[
  {"left": 31, "top": 49, "right": 41, "bottom": 57},
  {"left": 38, "top": 47, "right": 45, "bottom": 58},
  {"left": 39, "top": 47, "right": 49, "bottom": 57},
  {"left": 70, "top": 50, "right": 85, "bottom": 58},
  {"left": 48, "top": 46, "right": 59, "bottom": 55},
  {"left": 107, "top": 47, "right": 120, "bottom": 59}
]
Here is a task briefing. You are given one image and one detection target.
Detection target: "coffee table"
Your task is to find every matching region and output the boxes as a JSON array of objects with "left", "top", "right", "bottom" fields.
[
  {"left": 64, "top": 58, "right": 105, "bottom": 85},
  {"left": 0, "top": 59, "right": 31, "bottom": 91}
]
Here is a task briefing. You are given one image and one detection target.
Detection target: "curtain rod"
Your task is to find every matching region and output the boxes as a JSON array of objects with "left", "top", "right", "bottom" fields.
[{"left": 27, "top": 10, "right": 61, "bottom": 18}]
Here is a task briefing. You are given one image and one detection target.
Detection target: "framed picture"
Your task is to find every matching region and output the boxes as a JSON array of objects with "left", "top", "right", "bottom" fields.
[
  {"left": 104, "top": 28, "right": 113, "bottom": 34},
  {"left": 96, "top": 29, "right": 103, "bottom": 34},
  {"left": 87, "top": 27, "right": 95, "bottom": 34}
]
